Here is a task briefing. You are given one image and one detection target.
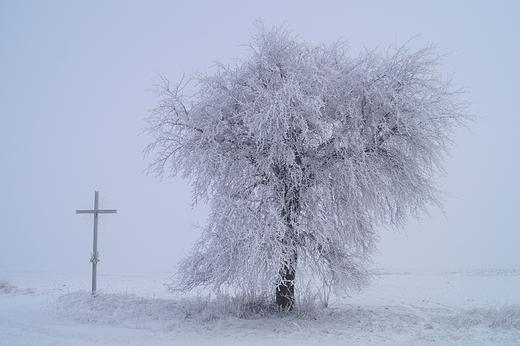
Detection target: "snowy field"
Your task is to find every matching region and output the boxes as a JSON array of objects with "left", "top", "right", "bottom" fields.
[{"left": 1, "top": 269, "right": 520, "bottom": 345}]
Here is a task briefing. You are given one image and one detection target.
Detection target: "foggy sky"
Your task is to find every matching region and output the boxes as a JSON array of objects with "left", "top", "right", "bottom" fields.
[{"left": 1, "top": 0, "right": 519, "bottom": 275}]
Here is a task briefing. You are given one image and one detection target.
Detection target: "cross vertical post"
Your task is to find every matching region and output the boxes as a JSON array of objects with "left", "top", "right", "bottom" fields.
[{"left": 76, "top": 191, "right": 117, "bottom": 295}]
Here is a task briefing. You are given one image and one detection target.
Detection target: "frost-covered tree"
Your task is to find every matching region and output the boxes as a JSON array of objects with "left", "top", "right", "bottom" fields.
[{"left": 145, "top": 24, "right": 469, "bottom": 309}]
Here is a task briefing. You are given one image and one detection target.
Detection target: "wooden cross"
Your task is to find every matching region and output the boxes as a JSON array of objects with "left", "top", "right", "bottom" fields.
[{"left": 76, "top": 191, "right": 117, "bottom": 295}]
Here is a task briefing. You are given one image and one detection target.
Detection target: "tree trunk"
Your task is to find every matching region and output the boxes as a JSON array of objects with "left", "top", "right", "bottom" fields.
[
  {"left": 274, "top": 161, "right": 302, "bottom": 310},
  {"left": 276, "top": 249, "right": 297, "bottom": 309}
]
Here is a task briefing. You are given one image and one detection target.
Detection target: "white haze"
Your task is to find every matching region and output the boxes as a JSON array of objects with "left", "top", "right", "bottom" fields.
[{"left": 1, "top": 1, "right": 519, "bottom": 276}]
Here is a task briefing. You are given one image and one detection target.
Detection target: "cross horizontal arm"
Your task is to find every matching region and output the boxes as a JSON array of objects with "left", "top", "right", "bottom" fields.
[{"left": 76, "top": 209, "right": 117, "bottom": 214}]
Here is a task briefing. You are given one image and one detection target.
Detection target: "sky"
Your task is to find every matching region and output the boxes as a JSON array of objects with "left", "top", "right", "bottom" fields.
[{"left": 1, "top": 0, "right": 519, "bottom": 276}]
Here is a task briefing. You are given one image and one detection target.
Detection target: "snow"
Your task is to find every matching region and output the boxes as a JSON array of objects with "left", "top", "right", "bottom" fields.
[{"left": 1, "top": 269, "right": 520, "bottom": 345}]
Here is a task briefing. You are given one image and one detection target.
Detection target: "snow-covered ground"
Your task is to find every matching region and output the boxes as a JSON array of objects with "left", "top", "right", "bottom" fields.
[{"left": 1, "top": 269, "right": 520, "bottom": 345}]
